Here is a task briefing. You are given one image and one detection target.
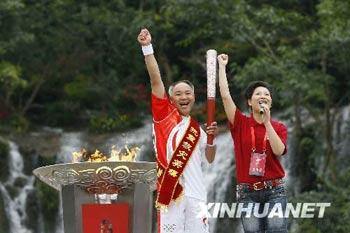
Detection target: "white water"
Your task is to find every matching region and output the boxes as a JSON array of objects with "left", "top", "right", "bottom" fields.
[
  {"left": 0, "top": 116, "right": 305, "bottom": 233},
  {"left": 105, "top": 122, "right": 153, "bottom": 161},
  {"left": 0, "top": 126, "right": 242, "bottom": 233},
  {"left": 203, "top": 131, "right": 235, "bottom": 232},
  {"left": 57, "top": 132, "right": 84, "bottom": 163},
  {"left": 0, "top": 141, "right": 36, "bottom": 233}
]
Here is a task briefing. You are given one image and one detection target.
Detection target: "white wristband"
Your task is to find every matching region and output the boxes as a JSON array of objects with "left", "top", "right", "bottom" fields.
[{"left": 142, "top": 44, "right": 154, "bottom": 56}]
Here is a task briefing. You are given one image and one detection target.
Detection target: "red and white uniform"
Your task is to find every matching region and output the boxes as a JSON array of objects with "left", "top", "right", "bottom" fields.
[{"left": 152, "top": 94, "right": 209, "bottom": 233}]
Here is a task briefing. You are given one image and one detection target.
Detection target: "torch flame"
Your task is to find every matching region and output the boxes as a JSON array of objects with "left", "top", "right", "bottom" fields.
[
  {"left": 110, "top": 145, "right": 140, "bottom": 162},
  {"left": 72, "top": 145, "right": 140, "bottom": 163}
]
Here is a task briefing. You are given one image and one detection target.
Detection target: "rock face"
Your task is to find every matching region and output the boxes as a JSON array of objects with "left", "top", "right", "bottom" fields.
[
  {"left": 0, "top": 138, "right": 9, "bottom": 182},
  {"left": 2, "top": 104, "right": 350, "bottom": 233},
  {"left": 212, "top": 172, "right": 241, "bottom": 233},
  {"left": 0, "top": 191, "right": 10, "bottom": 233},
  {"left": 25, "top": 189, "right": 40, "bottom": 233},
  {"left": 0, "top": 138, "right": 9, "bottom": 233},
  {"left": 0, "top": 139, "right": 9, "bottom": 233}
]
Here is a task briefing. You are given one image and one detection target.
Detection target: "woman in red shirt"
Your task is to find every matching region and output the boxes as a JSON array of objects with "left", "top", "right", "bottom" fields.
[{"left": 217, "top": 54, "right": 288, "bottom": 233}]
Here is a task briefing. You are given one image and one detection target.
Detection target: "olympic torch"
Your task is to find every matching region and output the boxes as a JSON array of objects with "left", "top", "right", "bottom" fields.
[{"left": 206, "top": 49, "right": 217, "bottom": 145}]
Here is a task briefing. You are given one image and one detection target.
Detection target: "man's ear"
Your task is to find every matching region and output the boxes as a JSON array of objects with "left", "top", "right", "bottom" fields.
[{"left": 169, "top": 95, "right": 174, "bottom": 104}]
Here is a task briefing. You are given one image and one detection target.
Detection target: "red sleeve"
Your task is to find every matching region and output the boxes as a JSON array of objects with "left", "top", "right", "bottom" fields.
[
  {"left": 229, "top": 108, "right": 244, "bottom": 132},
  {"left": 151, "top": 94, "right": 175, "bottom": 121},
  {"left": 277, "top": 122, "right": 288, "bottom": 155}
]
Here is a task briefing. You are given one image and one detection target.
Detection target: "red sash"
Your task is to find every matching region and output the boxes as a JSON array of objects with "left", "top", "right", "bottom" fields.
[{"left": 155, "top": 117, "right": 201, "bottom": 208}]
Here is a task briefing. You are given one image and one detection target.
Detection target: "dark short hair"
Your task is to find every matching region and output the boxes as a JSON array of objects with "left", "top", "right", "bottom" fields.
[
  {"left": 168, "top": 80, "right": 195, "bottom": 96},
  {"left": 244, "top": 81, "right": 273, "bottom": 100}
]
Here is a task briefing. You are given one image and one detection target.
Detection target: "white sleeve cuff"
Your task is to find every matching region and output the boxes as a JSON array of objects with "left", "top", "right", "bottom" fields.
[{"left": 142, "top": 44, "right": 154, "bottom": 56}]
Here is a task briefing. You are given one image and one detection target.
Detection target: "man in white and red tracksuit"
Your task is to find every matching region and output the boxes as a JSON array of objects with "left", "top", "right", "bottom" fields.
[{"left": 137, "top": 28, "right": 218, "bottom": 233}]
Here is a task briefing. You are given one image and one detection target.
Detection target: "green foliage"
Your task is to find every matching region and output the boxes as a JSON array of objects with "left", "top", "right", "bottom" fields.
[
  {"left": 0, "top": 62, "right": 26, "bottom": 113},
  {"left": 0, "top": 0, "right": 348, "bottom": 131},
  {"left": 9, "top": 114, "right": 30, "bottom": 132},
  {"left": 43, "top": 101, "right": 81, "bottom": 127},
  {"left": 1, "top": 0, "right": 153, "bottom": 127},
  {"left": 34, "top": 154, "right": 59, "bottom": 232},
  {"left": 64, "top": 75, "right": 95, "bottom": 101},
  {"left": 36, "top": 154, "right": 57, "bottom": 168},
  {"left": 35, "top": 180, "right": 59, "bottom": 233},
  {"left": 0, "top": 62, "right": 25, "bottom": 88},
  {"left": 89, "top": 113, "right": 143, "bottom": 133},
  {"left": 0, "top": 138, "right": 9, "bottom": 155},
  {"left": 290, "top": 170, "right": 350, "bottom": 233}
]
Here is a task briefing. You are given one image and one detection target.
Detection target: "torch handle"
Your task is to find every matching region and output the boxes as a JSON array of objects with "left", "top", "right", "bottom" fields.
[
  {"left": 207, "top": 98, "right": 216, "bottom": 145},
  {"left": 206, "top": 49, "right": 217, "bottom": 145}
]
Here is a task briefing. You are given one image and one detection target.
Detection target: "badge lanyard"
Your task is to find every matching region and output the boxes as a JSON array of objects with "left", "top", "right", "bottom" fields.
[
  {"left": 250, "top": 127, "right": 267, "bottom": 153},
  {"left": 249, "top": 126, "right": 268, "bottom": 177}
]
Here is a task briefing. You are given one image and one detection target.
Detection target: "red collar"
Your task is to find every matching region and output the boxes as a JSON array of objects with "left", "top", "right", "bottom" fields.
[{"left": 249, "top": 113, "right": 265, "bottom": 127}]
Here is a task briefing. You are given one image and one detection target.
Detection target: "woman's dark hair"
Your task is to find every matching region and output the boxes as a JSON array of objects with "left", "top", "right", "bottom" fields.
[{"left": 244, "top": 81, "right": 273, "bottom": 100}]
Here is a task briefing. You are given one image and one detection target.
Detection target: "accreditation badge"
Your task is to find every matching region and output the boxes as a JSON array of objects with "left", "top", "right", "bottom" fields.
[{"left": 249, "top": 151, "right": 267, "bottom": 176}]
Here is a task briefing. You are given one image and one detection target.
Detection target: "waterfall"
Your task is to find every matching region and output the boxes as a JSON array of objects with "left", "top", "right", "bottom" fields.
[
  {"left": 104, "top": 121, "right": 153, "bottom": 161},
  {"left": 204, "top": 131, "right": 235, "bottom": 232},
  {"left": 57, "top": 132, "right": 84, "bottom": 163},
  {"left": 5, "top": 103, "right": 350, "bottom": 232},
  {"left": 336, "top": 105, "right": 350, "bottom": 169},
  {"left": 0, "top": 141, "right": 36, "bottom": 233}
]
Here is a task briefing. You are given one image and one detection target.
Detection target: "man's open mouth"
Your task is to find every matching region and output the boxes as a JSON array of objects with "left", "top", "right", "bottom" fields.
[{"left": 179, "top": 102, "right": 190, "bottom": 108}]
